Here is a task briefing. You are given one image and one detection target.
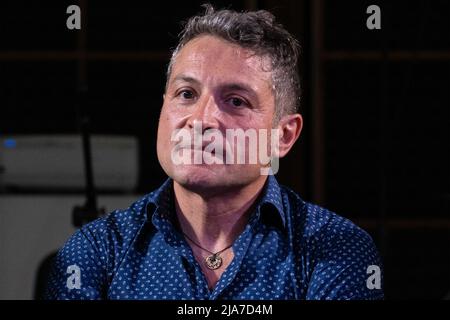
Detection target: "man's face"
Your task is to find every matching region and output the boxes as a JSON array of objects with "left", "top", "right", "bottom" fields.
[{"left": 157, "top": 35, "right": 276, "bottom": 193}]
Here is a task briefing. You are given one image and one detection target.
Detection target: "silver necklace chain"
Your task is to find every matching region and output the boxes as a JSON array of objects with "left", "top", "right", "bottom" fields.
[{"left": 182, "top": 232, "right": 233, "bottom": 270}]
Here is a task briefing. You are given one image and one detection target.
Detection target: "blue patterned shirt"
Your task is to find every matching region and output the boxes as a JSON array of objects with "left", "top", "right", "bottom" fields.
[{"left": 45, "top": 176, "right": 384, "bottom": 300}]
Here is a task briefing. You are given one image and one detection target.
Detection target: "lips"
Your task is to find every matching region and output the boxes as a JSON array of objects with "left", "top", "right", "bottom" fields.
[{"left": 174, "top": 143, "right": 213, "bottom": 152}]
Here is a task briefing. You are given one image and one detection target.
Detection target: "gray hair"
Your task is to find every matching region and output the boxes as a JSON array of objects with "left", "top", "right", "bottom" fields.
[{"left": 166, "top": 4, "right": 301, "bottom": 122}]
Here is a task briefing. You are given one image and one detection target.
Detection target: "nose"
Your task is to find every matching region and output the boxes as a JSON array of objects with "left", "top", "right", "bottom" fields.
[{"left": 186, "top": 94, "right": 220, "bottom": 132}]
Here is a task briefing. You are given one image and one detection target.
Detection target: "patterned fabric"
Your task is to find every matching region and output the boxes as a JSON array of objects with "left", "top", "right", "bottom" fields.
[{"left": 45, "top": 175, "right": 384, "bottom": 300}]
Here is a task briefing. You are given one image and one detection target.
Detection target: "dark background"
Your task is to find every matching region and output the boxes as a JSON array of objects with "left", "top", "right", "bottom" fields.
[{"left": 0, "top": 0, "right": 449, "bottom": 299}]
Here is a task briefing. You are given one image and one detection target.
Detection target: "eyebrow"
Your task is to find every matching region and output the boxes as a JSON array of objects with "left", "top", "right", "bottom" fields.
[
  {"left": 171, "top": 74, "right": 258, "bottom": 99},
  {"left": 171, "top": 75, "right": 201, "bottom": 87},
  {"left": 220, "top": 83, "right": 255, "bottom": 95}
]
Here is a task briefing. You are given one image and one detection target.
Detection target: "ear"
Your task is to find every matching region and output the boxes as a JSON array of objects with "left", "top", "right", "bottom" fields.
[{"left": 276, "top": 113, "right": 303, "bottom": 158}]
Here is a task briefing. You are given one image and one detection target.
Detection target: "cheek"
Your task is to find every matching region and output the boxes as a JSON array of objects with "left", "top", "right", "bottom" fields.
[
  {"left": 157, "top": 107, "right": 185, "bottom": 148},
  {"left": 232, "top": 112, "right": 271, "bottom": 131},
  {"left": 157, "top": 107, "right": 171, "bottom": 141},
  {"left": 160, "top": 103, "right": 187, "bottom": 126},
  {"left": 159, "top": 104, "right": 176, "bottom": 128}
]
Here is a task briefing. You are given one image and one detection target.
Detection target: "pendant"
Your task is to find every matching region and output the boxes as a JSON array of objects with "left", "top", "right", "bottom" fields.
[{"left": 205, "top": 254, "right": 222, "bottom": 270}]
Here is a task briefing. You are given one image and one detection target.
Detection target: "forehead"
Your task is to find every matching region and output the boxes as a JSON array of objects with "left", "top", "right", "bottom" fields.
[{"left": 169, "top": 35, "right": 273, "bottom": 89}]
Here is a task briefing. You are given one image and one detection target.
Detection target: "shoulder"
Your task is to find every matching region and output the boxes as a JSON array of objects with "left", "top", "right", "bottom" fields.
[
  {"left": 280, "top": 185, "right": 375, "bottom": 251},
  {"left": 81, "top": 195, "right": 150, "bottom": 243},
  {"left": 45, "top": 195, "right": 154, "bottom": 299},
  {"left": 58, "top": 194, "right": 153, "bottom": 272},
  {"left": 304, "top": 202, "right": 375, "bottom": 252},
  {"left": 280, "top": 185, "right": 383, "bottom": 299}
]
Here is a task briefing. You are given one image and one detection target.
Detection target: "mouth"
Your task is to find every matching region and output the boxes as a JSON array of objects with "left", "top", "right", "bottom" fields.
[
  {"left": 180, "top": 147, "right": 218, "bottom": 159},
  {"left": 174, "top": 143, "right": 217, "bottom": 153},
  {"left": 172, "top": 143, "right": 228, "bottom": 166}
]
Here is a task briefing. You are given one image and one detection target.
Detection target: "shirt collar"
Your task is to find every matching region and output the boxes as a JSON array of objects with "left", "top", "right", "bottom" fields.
[
  {"left": 144, "top": 175, "right": 287, "bottom": 232},
  {"left": 144, "top": 177, "right": 174, "bottom": 219},
  {"left": 254, "top": 174, "right": 287, "bottom": 231}
]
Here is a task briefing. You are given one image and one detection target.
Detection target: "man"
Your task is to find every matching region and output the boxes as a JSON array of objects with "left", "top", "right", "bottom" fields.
[{"left": 45, "top": 5, "right": 383, "bottom": 300}]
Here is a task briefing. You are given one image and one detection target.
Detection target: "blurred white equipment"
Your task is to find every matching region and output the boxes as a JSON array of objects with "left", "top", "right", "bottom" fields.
[{"left": 0, "top": 135, "right": 138, "bottom": 191}]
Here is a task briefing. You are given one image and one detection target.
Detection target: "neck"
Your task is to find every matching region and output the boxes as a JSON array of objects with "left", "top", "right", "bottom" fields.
[{"left": 173, "top": 177, "right": 267, "bottom": 252}]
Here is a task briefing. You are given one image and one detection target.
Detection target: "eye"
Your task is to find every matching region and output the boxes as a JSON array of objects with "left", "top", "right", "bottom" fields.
[
  {"left": 227, "top": 97, "right": 248, "bottom": 108},
  {"left": 177, "top": 89, "right": 195, "bottom": 100}
]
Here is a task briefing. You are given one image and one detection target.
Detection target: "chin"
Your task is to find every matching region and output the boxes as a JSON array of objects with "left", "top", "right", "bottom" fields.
[
  {"left": 173, "top": 165, "right": 224, "bottom": 186},
  {"left": 170, "top": 164, "right": 262, "bottom": 193}
]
